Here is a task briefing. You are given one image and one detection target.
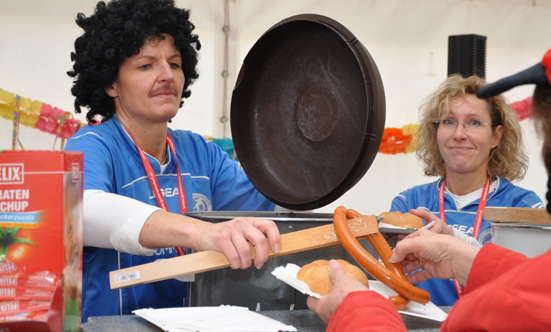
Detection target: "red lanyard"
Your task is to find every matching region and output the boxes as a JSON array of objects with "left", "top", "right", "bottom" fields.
[
  {"left": 133, "top": 133, "right": 188, "bottom": 256},
  {"left": 439, "top": 177, "right": 491, "bottom": 297}
]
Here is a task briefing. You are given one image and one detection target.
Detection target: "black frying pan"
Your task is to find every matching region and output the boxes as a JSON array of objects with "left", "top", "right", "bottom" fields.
[{"left": 230, "top": 14, "right": 385, "bottom": 210}]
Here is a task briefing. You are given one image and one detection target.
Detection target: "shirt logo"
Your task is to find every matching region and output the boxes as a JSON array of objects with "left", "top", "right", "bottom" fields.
[
  {"left": 193, "top": 193, "right": 212, "bottom": 212},
  {"left": 479, "top": 228, "right": 492, "bottom": 245}
]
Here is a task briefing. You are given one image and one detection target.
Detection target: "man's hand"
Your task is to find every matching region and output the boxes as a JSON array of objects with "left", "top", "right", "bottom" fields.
[
  {"left": 389, "top": 229, "right": 479, "bottom": 286},
  {"left": 139, "top": 211, "right": 281, "bottom": 270},
  {"left": 195, "top": 217, "right": 281, "bottom": 269}
]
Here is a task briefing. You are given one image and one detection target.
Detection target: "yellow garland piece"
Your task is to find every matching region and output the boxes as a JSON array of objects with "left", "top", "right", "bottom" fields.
[
  {"left": 0, "top": 88, "right": 42, "bottom": 127},
  {"left": 0, "top": 89, "right": 15, "bottom": 104},
  {"left": 402, "top": 123, "right": 418, "bottom": 154}
]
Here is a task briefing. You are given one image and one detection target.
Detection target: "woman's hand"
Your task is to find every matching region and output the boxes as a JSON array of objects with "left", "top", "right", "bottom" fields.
[
  {"left": 389, "top": 229, "right": 479, "bottom": 286},
  {"left": 306, "top": 260, "right": 370, "bottom": 324},
  {"left": 381, "top": 208, "right": 451, "bottom": 247},
  {"left": 409, "top": 208, "right": 453, "bottom": 235}
]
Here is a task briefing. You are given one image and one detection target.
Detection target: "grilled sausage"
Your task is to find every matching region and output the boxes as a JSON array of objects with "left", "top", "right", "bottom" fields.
[
  {"left": 346, "top": 208, "right": 411, "bottom": 309},
  {"left": 334, "top": 206, "right": 430, "bottom": 305},
  {"left": 346, "top": 209, "right": 409, "bottom": 281}
]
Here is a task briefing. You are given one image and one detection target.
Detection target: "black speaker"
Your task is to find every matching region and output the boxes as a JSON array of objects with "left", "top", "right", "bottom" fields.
[{"left": 448, "top": 34, "right": 486, "bottom": 78}]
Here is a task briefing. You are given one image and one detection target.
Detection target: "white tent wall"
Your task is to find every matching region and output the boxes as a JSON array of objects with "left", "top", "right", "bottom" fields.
[{"left": 1, "top": 0, "right": 550, "bottom": 214}]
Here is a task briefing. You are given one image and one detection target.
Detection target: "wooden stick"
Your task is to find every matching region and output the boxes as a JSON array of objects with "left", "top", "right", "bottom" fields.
[{"left": 109, "top": 215, "right": 377, "bottom": 289}]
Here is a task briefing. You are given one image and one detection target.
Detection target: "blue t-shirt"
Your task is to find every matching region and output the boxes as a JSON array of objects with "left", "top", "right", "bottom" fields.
[
  {"left": 390, "top": 177, "right": 543, "bottom": 306},
  {"left": 65, "top": 117, "right": 274, "bottom": 321}
]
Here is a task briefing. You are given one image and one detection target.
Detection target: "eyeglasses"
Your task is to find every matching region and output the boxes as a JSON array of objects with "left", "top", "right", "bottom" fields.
[{"left": 432, "top": 119, "right": 496, "bottom": 132}]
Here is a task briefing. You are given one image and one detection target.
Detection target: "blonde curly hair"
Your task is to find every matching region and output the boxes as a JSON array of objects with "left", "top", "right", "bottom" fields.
[{"left": 415, "top": 74, "right": 528, "bottom": 181}]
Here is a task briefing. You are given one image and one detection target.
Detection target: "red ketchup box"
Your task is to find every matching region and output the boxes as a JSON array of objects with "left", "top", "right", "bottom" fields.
[{"left": 0, "top": 151, "right": 83, "bottom": 332}]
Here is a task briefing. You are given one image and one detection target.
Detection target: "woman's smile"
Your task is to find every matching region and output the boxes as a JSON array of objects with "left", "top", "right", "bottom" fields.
[{"left": 437, "top": 94, "right": 502, "bottom": 176}]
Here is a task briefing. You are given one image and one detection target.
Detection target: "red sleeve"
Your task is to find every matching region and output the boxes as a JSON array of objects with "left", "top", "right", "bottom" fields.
[
  {"left": 440, "top": 246, "right": 551, "bottom": 331},
  {"left": 465, "top": 243, "right": 529, "bottom": 293},
  {"left": 326, "top": 291, "right": 407, "bottom": 332}
]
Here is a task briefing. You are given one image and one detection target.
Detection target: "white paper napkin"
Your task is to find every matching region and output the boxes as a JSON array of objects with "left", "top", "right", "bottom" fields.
[
  {"left": 272, "top": 263, "right": 448, "bottom": 322},
  {"left": 134, "top": 306, "right": 297, "bottom": 332}
]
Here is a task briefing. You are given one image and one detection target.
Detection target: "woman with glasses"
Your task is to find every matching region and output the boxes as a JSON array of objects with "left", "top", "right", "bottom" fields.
[{"left": 387, "top": 74, "right": 543, "bottom": 306}]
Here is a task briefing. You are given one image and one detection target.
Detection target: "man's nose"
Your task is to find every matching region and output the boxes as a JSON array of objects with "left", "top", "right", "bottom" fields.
[{"left": 159, "top": 63, "right": 174, "bottom": 81}]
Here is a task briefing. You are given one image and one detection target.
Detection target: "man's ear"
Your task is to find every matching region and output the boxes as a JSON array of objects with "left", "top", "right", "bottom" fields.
[{"left": 105, "top": 83, "right": 118, "bottom": 97}]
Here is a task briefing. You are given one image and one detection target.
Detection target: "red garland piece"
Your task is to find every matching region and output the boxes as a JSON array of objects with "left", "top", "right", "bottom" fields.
[
  {"left": 509, "top": 97, "right": 533, "bottom": 121},
  {"left": 378, "top": 127, "right": 413, "bottom": 155}
]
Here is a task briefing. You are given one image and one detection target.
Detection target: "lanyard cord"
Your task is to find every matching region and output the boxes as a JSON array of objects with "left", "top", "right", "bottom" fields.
[{"left": 438, "top": 177, "right": 491, "bottom": 297}]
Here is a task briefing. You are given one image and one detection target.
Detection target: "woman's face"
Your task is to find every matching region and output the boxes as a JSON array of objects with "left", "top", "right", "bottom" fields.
[
  {"left": 106, "top": 34, "right": 184, "bottom": 125},
  {"left": 436, "top": 93, "right": 503, "bottom": 177}
]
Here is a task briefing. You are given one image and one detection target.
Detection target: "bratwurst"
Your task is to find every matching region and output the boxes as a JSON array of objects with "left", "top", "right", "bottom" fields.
[{"left": 334, "top": 206, "right": 430, "bottom": 306}]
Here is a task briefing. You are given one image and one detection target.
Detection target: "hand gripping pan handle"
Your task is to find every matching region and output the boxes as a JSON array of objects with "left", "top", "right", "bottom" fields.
[{"left": 109, "top": 215, "right": 378, "bottom": 289}]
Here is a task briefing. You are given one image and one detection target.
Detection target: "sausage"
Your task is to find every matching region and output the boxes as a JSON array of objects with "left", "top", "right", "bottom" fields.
[
  {"left": 346, "top": 209, "right": 408, "bottom": 281},
  {"left": 336, "top": 206, "right": 430, "bottom": 304},
  {"left": 389, "top": 295, "right": 409, "bottom": 311},
  {"left": 334, "top": 206, "right": 430, "bottom": 305},
  {"left": 346, "top": 209, "right": 411, "bottom": 309}
]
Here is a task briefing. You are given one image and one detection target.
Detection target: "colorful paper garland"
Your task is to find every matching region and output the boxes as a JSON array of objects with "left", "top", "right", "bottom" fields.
[
  {"left": 0, "top": 88, "right": 533, "bottom": 155},
  {"left": 0, "top": 88, "right": 84, "bottom": 150}
]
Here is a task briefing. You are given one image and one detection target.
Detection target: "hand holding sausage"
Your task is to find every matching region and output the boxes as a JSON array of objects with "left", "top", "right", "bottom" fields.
[{"left": 389, "top": 229, "right": 479, "bottom": 286}]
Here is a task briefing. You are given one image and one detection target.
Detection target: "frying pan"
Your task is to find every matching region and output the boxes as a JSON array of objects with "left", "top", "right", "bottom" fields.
[{"left": 231, "top": 14, "right": 386, "bottom": 210}]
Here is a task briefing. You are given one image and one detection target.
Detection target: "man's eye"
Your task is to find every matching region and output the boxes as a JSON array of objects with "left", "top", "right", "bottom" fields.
[
  {"left": 468, "top": 120, "right": 482, "bottom": 127},
  {"left": 442, "top": 119, "right": 455, "bottom": 126}
]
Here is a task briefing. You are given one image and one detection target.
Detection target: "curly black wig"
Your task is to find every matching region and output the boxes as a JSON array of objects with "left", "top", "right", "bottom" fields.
[{"left": 67, "top": 0, "right": 201, "bottom": 123}]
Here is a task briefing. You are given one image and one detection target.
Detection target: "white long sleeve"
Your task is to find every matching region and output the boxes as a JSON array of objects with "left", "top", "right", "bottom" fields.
[
  {"left": 83, "top": 189, "right": 160, "bottom": 255},
  {"left": 453, "top": 228, "right": 482, "bottom": 248}
]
